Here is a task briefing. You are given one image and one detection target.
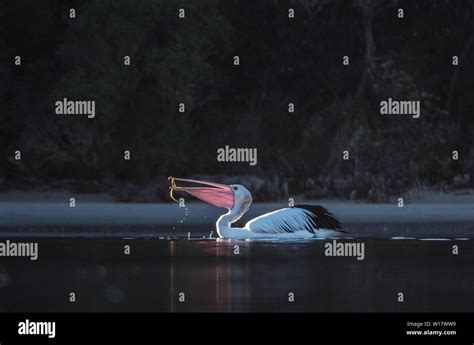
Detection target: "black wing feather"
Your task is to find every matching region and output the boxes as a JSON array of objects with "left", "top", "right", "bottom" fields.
[
  {"left": 294, "top": 205, "right": 343, "bottom": 231},
  {"left": 245, "top": 205, "right": 344, "bottom": 234}
]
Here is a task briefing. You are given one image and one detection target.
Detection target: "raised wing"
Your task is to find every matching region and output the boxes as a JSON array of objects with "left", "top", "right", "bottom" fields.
[{"left": 244, "top": 205, "right": 342, "bottom": 234}]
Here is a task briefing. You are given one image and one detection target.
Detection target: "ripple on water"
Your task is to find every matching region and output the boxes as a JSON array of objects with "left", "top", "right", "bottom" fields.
[
  {"left": 418, "top": 238, "right": 451, "bottom": 241},
  {"left": 122, "top": 235, "right": 471, "bottom": 242}
]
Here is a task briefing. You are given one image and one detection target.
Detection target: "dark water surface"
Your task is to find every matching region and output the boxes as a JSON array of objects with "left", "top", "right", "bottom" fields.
[{"left": 0, "top": 236, "right": 472, "bottom": 312}]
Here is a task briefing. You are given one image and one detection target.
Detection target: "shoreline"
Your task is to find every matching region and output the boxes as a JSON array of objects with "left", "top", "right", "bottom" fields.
[
  {"left": 0, "top": 190, "right": 473, "bottom": 237},
  {"left": 1, "top": 201, "right": 474, "bottom": 225}
]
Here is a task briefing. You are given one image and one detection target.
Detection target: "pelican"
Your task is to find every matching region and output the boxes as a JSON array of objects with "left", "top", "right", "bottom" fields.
[{"left": 169, "top": 177, "right": 345, "bottom": 239}]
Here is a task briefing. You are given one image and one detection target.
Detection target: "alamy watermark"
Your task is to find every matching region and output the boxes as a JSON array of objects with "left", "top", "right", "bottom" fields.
[
  {"left": 217, "top": 145, "right": 257, "bottom": 166},
  {"left": 324, "top": 240, "right": 365, "bottom": 261},
  {"left": 18, "top": 319, "right": 55, "bottom": 338},
  {"left": 380, "top": 98, "right": 420, "bottom": 119},
  {"left": 55, "top": 98, "right": 95, "bottom": 118},
  {"left": 0, "top": 240, "right": 38, "bottom": 260}
]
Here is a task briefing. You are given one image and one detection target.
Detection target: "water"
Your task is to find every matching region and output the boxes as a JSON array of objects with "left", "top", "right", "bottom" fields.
[{"left": 0, "top": 235, "right": 472, "bottom": 312}]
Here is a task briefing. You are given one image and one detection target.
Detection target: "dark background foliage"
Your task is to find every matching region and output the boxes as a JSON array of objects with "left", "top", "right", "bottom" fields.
[{"left": 0, "top": 0, "right": 473, "bottom": 201}]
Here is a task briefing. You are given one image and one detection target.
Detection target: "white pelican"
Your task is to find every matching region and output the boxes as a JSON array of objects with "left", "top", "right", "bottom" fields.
[{"left": 169, "top": 177, "right": 345, "bottom": 239}]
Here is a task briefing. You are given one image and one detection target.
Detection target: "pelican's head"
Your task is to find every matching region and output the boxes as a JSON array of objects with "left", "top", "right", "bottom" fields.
[
  {"left": 169, "top": 177, "right": 252, "bottom": 212},
  {"left": 229, "top": 184, "right": 252, "bottom": 214}
]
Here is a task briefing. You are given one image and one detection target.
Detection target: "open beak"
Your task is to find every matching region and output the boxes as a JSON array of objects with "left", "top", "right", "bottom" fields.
[{"left": 168, "top": 177, "right": 234, "bottom": 209}]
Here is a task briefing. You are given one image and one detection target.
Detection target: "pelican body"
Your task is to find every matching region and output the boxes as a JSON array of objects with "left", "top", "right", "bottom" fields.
[{"left": 169, "top": 177, "right": 345, "bottom": 239}]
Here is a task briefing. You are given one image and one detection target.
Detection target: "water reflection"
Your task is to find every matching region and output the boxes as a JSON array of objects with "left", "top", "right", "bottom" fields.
[{"left": 0, "top": 237, "right": 472, "bottom": 312}]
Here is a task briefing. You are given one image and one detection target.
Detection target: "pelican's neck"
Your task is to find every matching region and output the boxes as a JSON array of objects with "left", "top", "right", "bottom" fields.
[{"left": 216, "top": 200, "right": 250, "bottom": 238}]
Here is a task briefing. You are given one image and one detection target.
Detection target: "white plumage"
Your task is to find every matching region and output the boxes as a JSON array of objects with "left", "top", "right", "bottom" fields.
[{"left": 245, "top": 207, "right": 317, "bottom": 234}]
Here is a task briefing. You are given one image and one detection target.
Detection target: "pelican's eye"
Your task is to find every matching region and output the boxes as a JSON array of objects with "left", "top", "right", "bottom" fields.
[{"left": 233, "top": 186, "right": 238, "bottom": 191}]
